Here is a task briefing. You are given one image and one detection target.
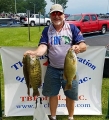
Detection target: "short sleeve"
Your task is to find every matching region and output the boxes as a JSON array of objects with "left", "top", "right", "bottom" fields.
[
  {"left": 38, "top": 26, "right": 49, "bottom": 46},
  {"left": 70, "top": 24, "right": 85, "bottom": 44}
]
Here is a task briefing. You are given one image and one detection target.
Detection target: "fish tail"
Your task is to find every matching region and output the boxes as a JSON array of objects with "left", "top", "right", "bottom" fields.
[
  {"left": 64, "top": 83, "right": 72, "bottom": 91},
  {"left": 33, "top": 89, "right": 40, "bottom": 97},
  {"left": 27, "top": 87, "right": 30, "bottom": 96},
  {"left": 29, "top": 84, "right": 32, "bottom": 88}
]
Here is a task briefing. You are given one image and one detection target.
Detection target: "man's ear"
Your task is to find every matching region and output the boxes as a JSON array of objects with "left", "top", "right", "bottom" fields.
[{"left": 63, "top": 14, "right": 65, "bottom": 20}]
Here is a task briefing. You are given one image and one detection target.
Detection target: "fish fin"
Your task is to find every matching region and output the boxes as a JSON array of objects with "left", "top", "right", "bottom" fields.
[
  {"left": 38, "top": 81, "right": 42, "bottom": 88},
  {"left": 63, "top": 73, "right": 66, "bottom": 80},
  {"left": 22, "top": 55, "right": 26, "bottom": 63},
  {"left": 29, "top": 84, "right": 32, "bottom": 88},
  {"left": 27, "top": 87, "right": 30, "bottom": 96},
  {"left": 33, "top": 90, "right": 40, "bottom": 97},
  {"left": 72, "top": 59, "right": 75, "bottom": 63},
  {"left": 64, "top": 83, "right": 72, "bottom": 91},
  {"left": 22, "top": 55, "right": 30, "bottom": 90},
  {"left": 73, "top": 75, "right": 76, "bottom": 80},
  {"left": 39, "top": 80, "right": 42, "bottom": 86}
]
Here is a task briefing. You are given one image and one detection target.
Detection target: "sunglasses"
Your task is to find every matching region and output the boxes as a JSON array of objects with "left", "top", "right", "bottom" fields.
[{"left": 51, "top": 11, "right": 63, "bottom": 16}]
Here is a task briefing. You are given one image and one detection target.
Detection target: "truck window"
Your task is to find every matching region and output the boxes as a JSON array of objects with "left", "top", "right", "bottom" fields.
[
  {"left": 66, "top": 15, "right": 82, "bottom": 21},
  {"left": 91, "top": 15, "right": 97, "bottom": 21},
  {"left": 40, "top": 15, "right": 44, "bottom": 18},
  {"left": 84, "top": 15, "right": 90, "bottom": 21},
  {"left": 31, "top": 15, "right": 34, "bottom": 18},
  {"left": 36, "top": 15, "right": 39, "bottom": 18}
]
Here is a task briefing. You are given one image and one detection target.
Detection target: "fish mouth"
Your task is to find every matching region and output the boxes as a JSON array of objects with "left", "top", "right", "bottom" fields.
[
  {"left": 69, "top": 49, "right": 76, "bottom": 59},
  {"left": 30, "top": 55, "right": 39, "bottom": 60}
]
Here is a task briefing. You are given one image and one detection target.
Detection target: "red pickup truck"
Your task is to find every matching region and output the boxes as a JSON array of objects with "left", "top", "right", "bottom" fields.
[{"left": 66, "top": 13, "right": 109, "bottom": 34}]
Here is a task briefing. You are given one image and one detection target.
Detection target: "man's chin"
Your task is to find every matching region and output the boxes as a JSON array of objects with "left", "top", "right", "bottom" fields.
[{"left": 53, "top": 22, "right": 62, "bottom": 26}]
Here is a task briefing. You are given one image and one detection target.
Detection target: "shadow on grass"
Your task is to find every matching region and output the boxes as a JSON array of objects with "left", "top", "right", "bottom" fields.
[
  {"left": 2, "top": 116, "right": 33, "bottom": 120},
  {"left": 56, "top": 114, "right": 108, "bottom": 120}
]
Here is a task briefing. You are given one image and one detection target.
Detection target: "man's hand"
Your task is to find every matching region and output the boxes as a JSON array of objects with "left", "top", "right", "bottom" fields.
[
  {"left": 24, "top": 44, "right": 47, "bottom": 57},
  {"left": 24, "top": 50, "right": 37, "bottom": 56},
  {"left": 71, "top": 45, "right": 80, "bottom": 54},
  {"left": 71, "top": 42, "right": 87, "bottom": 54}
]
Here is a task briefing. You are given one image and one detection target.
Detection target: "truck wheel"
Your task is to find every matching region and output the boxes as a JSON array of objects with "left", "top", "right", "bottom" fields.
[
  {"left": 46, "top": 21, "right": 50, "bottom": 26},
  {"left": 101, "top": 26, "right": 106, "bottom": 34},
  {"left": 24, "top": 24, "right": 28, "bottom": 27},
  {"left": 30, "top": 21, "right": 35, "bottom": 27}
]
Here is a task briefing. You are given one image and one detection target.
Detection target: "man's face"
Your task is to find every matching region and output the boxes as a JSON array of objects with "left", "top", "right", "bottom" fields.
[{"left": 50, "top": 11, "right": 65, "bottom": 26}]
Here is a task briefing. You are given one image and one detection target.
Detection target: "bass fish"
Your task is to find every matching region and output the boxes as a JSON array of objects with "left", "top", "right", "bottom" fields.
[
  {"left": 22, "top": 54, "right": 42, "bottom": 97},
  {"left": 63, "top": 48, "right": 77, "bottom": 91}
]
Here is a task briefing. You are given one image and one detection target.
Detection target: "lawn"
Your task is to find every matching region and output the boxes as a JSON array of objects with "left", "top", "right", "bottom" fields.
[{"left": 0, "top": 26, "right": 109, "bottom": 120}]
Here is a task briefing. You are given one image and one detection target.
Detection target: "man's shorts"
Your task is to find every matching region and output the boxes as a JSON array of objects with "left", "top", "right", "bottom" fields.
[{"left": 42, "top": 65, "right": 79, "bottom": 100}]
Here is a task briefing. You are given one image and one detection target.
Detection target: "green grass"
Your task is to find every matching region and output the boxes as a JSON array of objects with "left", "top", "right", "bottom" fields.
[
  {"left": 0, "top": 26, "right": 44, "bottom": 47},
  {"left": 0, "top": 26, "right": 109, "bottom": 120}
]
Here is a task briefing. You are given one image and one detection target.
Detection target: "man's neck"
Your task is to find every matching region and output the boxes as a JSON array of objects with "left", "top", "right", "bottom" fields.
[{"left": 53, "top": 22, "right": 64, "bottom": 32}]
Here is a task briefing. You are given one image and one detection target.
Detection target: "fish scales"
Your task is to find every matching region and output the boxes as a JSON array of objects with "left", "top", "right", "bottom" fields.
[
  {"left": 63, "top": 48, "right": 77, "bottom": 91},
  {"left": 22, "top": 54, "right": 42, "bottom": 97},
  {"left": 29, "top": 60, "right": 41, "bottom": 96}
]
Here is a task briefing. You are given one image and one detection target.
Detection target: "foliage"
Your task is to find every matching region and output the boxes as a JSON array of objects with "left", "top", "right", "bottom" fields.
[
  {"left": 0, "top": 0, "right": 14, "bottom": 13},
  {"left": 50, "top": 0, "right": 68, "bottom": 10},
  {"left": 0, "top": 0, "right": 47, "bottom": 14},
  {"left": 21, "top": 0, "right": 47, "bottom": 14},
  {"left": 16, "top": 0, "right": 27, "bottom": 13}
]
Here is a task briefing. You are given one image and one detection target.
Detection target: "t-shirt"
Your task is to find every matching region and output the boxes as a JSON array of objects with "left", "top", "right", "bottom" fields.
[{"left": 39, "top": 22, "right": 85, "bottom": 68}]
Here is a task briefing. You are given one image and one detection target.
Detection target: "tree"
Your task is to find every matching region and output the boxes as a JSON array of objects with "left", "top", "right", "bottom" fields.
[
  {"left": 16, "top": 0, "right": 28, "bottom": 13},
  {"left": 0, "top": 0, "right": 47, "bottom": 15},
  {"left": 0, "top": 0, "right": 14, "bottom": 13},
  {"left": 25, "top": 0, "right": 47, "bottom": 14},
  {"left": 50, "top": 0, "right": 68, "bottom": 10}
]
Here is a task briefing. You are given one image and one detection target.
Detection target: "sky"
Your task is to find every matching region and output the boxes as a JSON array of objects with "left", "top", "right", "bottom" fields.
[{"left": 45, "top": 0, "right": 109, "bottom": 15}]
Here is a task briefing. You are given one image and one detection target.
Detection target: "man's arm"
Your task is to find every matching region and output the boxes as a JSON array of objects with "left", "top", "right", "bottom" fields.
[
  {"left": 35, "top": 44, "right": 48, "bottom": 56},
  {"left": 24, "top": 44, "right": 47, "bottom": 57},
  {"left": 78, "top": 42, "right": 87, "bottom": 53},
  {"left": 71, "top": 42, "right": 87, "bottom": 54}
]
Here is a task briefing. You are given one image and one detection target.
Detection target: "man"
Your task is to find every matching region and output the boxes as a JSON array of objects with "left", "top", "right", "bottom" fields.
[{"left": 24, "top": 4, "right": 87, "bottom": 120}]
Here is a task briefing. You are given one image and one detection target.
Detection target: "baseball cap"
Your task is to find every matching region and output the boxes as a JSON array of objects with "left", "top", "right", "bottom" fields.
[{"left": 50, "top": 4, "right": 64, "bottom": 13}]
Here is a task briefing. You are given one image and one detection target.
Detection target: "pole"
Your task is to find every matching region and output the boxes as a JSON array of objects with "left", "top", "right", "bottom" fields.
[
  {"left": 38, "top": 12, "right": 41, "bottom": 32},
  {"left": 34, "top": 4, "right": 35, "bottom": 14},
  {"left": 55, "top": 0, "right": 56, "bottom": 4},
  {"left": 15, "top": 0, "right": 17, "bottom": 14},
  {"left": 0, "top": 72, "right": 2, "bottom": 119},
  {"left": 106, "top": 89, "right": 109, "bottom": 119},
  {"left": 27, "top": 10, "right": 30, "bottom": 41}
]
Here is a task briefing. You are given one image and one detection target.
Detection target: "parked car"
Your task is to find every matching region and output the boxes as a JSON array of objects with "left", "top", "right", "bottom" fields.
[
  {"left": 16, "top": 13, "right": 27, "bottom": 17},
  {"left": 20, "top": 15, "right": 27, "bottom": 24},
  {"left": 0, "top": 18, "right": 13, "bottom": 26},
  {"left": 105, "top": 13, "right": 109, "bottom": 18},
  {"left": 22, "top": 14, "right": 51, "bottom": 26},
  {"left": 66, "top": 13, "right": 109, "bottom": 34}
]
